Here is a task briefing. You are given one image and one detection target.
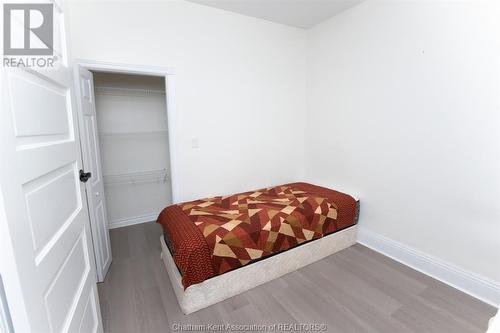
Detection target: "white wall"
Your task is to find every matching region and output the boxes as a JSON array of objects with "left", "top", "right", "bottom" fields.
[
  {"left": 66, "top": 0, "right": 307, "bottom": 202},
  {"left": 306, "top": 0, "right": 500, "bottom": 288}
]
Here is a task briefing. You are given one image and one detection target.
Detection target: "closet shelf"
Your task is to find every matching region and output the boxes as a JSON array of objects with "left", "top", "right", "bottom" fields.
[
  {"left": 99, "top": 130, "right": 168, "bottom": 138},
  {"left": 103, "top": 169, "right": 169, "bottom": 186},
  {"left": 95, "top": 86, "right": 165, "bottom": 96}
]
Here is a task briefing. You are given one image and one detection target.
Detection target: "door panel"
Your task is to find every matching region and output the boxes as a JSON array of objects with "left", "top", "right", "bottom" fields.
[
  {"left": 95, "top": 202, "right": 111, "bottom": 268},
  {"left": 0, "top": 1, "right": 103, "bottom": 332},
  {"left": 72, "top": 289, "right": 99, "bottom": 333},
  {"left": 8, "top": 71, "right": 70, "bottom": 141},
  {"left": 76, "top": 68, "right": 112, "bottom": 282},
  {"left": 84, "top": 116, "right": 101, "bottom": 184},
  {"left": 44, "top": 231, "right": 90, "bottom": 333},
  {"left": 23, "top": 162, "right": 79, "bottom": 253}
]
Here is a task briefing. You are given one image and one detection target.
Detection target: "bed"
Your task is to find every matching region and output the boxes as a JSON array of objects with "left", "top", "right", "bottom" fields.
[{"left": 157, "top": 182, "right": 359, "bottom": 314}]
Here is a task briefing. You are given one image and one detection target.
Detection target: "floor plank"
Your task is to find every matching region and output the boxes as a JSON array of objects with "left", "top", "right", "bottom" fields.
[{"left": 99, "top": 222, "right": 496, "bottom": 333}]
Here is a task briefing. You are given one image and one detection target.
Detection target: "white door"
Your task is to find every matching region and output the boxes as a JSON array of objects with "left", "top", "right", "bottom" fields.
[
  {"left": 76, "top": 68, "right": 112, "bottom": 282},
  {"left": 0, "top": 2, "right": 103, "bottom": 332}
]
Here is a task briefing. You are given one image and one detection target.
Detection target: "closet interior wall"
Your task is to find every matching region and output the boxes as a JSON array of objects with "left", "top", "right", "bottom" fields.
[{"left": 93, "top": 72, "right": 172, "bottom": 228}]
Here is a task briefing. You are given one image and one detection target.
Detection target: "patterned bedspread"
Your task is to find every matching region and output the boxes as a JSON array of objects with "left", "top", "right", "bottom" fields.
[{"left": 157, "top": 182, "right": 358, "bottom": 289}]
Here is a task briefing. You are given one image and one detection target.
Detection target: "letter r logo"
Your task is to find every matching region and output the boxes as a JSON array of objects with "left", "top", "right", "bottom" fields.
[{"left": 3, "top": 4, "right": 53, "bottom": 56}]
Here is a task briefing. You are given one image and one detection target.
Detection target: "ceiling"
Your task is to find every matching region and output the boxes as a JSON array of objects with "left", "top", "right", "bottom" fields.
[{"left": 185, "top": 0, "right": 364, "bottom": 29}]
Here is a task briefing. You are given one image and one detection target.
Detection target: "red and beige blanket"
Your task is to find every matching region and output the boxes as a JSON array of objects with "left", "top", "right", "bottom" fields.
[{"left": 157, "top": 182, "right": 357, "bottom": 288}]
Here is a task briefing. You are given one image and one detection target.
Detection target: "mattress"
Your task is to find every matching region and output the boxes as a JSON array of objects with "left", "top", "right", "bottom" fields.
[
  {"left": 160, "top": 225, "right": 357, "bottom": 314},
  {"left": 157, "top": 182, "right": 359, "bottom": 289}
]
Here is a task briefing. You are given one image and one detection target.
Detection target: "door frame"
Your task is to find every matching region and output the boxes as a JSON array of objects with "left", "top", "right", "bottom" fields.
[
  {"left": 73, "top": 60, "right": 179, "bottom": 281},
  {"left": 73, "top": 60, "right": 179, "bottom": 205}
]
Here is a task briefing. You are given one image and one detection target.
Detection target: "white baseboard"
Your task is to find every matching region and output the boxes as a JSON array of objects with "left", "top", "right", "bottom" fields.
[
  {"left": 357, "top": 227, "right": 500, "bottom": 308},
  {"left": 108, "top": 212, "right": 159, "bottom": 229}
]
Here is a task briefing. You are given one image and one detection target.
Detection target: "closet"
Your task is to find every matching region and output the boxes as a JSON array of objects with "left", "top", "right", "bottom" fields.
[
  {"left": 76, "top": 70, "right": 172, "bottom": 282},
  {"left": 76, "top": 64, "right": 172, "bottom": 282},
  {"left": 93, "top": 73, "right": 172, "bottom": 228}
]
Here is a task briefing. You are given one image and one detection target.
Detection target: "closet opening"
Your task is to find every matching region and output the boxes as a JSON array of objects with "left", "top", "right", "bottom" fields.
[{"left": 76, "top": 66, "right": 174, "bottom": 282}]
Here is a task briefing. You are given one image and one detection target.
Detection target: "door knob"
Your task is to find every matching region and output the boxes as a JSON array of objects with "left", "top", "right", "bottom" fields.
[{"left": 79, "top": 170, "right": 92, "bottom": 183}]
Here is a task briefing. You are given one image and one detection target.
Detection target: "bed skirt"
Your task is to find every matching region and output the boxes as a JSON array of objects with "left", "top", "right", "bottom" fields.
[{"left": 160, "top": 224, "right": 357, "bottom": 314}]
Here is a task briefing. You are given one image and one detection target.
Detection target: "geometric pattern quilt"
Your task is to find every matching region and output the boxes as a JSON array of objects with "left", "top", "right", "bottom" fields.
[{"left": 179, "top": 185, "right": 339, "bottom": 275}]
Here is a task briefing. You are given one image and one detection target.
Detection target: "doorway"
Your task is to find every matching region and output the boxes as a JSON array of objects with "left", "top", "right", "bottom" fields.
[{"left": 75, "top": 62, "right": 177, "bottom": 282}]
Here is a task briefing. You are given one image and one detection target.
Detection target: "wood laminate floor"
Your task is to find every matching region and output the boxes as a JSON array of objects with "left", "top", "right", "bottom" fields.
[{"left": 97, "top": 222, "right": 496, "bottom": 333}]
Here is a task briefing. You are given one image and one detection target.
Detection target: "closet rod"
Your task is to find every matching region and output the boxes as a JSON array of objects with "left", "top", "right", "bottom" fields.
[
  {"left": 95, "top": 86, "right": 165, "bottom": 96},
  {"left": 103, "top": 169, "right": 169, "bottom": 186},
  {"left": 99, "top": 130, "right": 168, "bottom": 138}
]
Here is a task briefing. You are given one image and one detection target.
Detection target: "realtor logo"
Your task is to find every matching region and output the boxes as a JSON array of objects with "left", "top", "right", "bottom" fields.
[
  {"left": 3, "top": 3, "right": 56, "bottom": 68},
  {"left": 4, "top": 3, "right": 53, "bottom": 55}
]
